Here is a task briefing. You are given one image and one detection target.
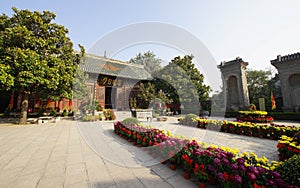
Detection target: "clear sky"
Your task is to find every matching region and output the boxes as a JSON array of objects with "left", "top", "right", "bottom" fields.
[{"left": 1, "top": 0, "right": 300, "bottom": 91}]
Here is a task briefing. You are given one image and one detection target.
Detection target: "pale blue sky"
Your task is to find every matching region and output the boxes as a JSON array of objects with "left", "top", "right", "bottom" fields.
[{"left": 1, "top": 0, "right": 300, "bottom": 91}]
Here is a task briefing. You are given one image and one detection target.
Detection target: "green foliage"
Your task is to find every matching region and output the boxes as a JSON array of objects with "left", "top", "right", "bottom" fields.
[
  {"left": 62, "top": 108, "right": 68, "bottom": 117},
  {"left": 83, "top": 99, "right": 102, "bottom": 112},
  {"left": 72, "top": 63, "right": 89, "bottom": 100},
  {"left": 137, "top": 82, "right": 156, "bottom": 108},
  {"left": 71, "top": 108, "right": 76, "bottom": 116},
  {"left": 179, "top": 113, "right": 199, "bottom": 126},
  {"left": 137, "top": 82, "right": 172, "bottom": 109},
  {"left": 82, "top": 115, "right": 102, "bottom": 121},
  {"left": 37, "top": 106, "right": 44, "bottom": 117},
  {"left": 154, "top": 55, "right": 210, "bottom": 105},
  {"left": 268, "top": 112, "right": 300, "bottom": 121},
  {"left": 129, "top": 51, "right": 162, "bottom": 75},
  {"left": 121, "top": 117, "right": 141, "bottom": 126},
  {"left": 275, "top": 154, "right": 300, "bottom": 186},
  {"left": 246, "top": 69, "right": 277, "bottom": 111},
  {"left": 95, "top": 100, "right": 103, "bottom": 111},
  {"left": 0, "top": 7, "right": 85, "bottom": 123}
]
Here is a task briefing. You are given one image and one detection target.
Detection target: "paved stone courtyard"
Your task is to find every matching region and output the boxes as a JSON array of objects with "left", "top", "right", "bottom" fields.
[
  {"left": 0, "top": 119, "right": 201, "bottom": 188},
  {"left": 0, "top": 113, "right": 299, "bottom": 188}
]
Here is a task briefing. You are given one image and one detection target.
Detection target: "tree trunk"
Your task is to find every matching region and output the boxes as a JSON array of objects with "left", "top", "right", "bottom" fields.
[
  {"left": 17, "top": 93, "right": 22, "bottom": 111},
  {"left": 19, "top": 93, "right": 29, "bottom": 124}
]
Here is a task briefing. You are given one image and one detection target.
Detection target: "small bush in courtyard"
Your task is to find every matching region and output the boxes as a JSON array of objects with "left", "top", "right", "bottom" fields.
[
  {"left": 82, "top": 115, "right": 101, "bottom": 121},
  {"left": 122, "top": 117, "right": 141, "bottom": 126}
]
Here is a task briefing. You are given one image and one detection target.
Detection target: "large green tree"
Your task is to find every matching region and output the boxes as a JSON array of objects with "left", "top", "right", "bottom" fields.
[
  {"left": 0, "top": 7, "right": 85, "bottom": 124},
  {"left": 156, "top": 55, "right": 211, "bottom": 102},
  {"left": 246, "top": 69, "right": 276, "bottom": 110},
  {"left": 136, "top": 82, "right": 172, "bottom": 109},
  {"left": 154, "top": 55, "right": 211, "bottom": 113}
]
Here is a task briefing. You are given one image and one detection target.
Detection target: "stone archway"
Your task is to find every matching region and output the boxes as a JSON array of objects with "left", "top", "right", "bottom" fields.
[
  {"left": 289, "top": 74, "right": 300, "bottom": 107},
  {"left": 227, "top": 75, "right": 239, "bottom": 110},
  {"left": 218, "top": 57, "right": 250, "bottom": 111},
  {"left": 271, "top": 53, "right": 300, "bottom": 111}
]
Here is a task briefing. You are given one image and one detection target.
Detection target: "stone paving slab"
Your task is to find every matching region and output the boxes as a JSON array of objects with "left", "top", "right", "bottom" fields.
[{"left": 0, "top": 120, "right": 200, "bottom": 188}]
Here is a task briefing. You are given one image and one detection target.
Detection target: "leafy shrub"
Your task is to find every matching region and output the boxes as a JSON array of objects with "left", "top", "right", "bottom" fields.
[
  {"left": 62, "top": 108, "right": 68, "bottom": 117},
  {"left": 179, "top": 113, "right": 199, "bottom": 126},
  {"left": 275, "top": 154, "right": 300, "bottom": 186},
  {"left": 82, "top": 115, "right": 101, "bottom": 121},
  {"left": 37, "top": 106, "right": 44, "bottom": 117},
  {"left": 71, "top": 108, "right": 76, "bottom": 117},
  {"left": 269, "top": 112, "right": 300, "bottom": 121},
  {"left": 121, "top": 117, "right": 140, "bottom": 126},
  {"left": 95, "top": 100, "right": 103, "bottom": 111}
]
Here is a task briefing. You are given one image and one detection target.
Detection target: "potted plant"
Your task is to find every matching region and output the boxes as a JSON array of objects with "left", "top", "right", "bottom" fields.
[
  {"left": 193, "top": 163, "right": 208, "bottom": 187},
  {"left": 182, "top": 154, "right": 194, "bottom": 179},
  {"left": 62, "top": 107, "right": 68, "bottom": 117}
]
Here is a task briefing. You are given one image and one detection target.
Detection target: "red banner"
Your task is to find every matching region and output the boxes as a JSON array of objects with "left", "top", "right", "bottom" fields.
[{"left": 271, "top": 92, "right": 276, "bottom": 110}]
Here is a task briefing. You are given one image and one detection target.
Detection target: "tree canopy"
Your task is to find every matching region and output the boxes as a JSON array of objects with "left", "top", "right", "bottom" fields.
[
  {"left": 246, "top": 69, "right": 279, "bottom": 110},
  {"left": 134, "top": 54, "right": 211, "bottom": 114},
  {"left": 129, "top": 51, "right": 162, "bottom": 75},
  {"left": 0, "top": 7, "right": 85, "bottom": 123},
  {"left": 155, "top": 55, "right": 211, "bottom": 104}
]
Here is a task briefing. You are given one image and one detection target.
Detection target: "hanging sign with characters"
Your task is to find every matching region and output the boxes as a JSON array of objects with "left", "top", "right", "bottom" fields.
[{"left": 98, "top": 75, "right": 123, "bottom": 87}]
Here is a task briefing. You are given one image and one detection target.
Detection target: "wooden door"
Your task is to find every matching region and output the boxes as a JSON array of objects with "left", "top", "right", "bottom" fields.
[{"left": 96, "top": 86, "right": 105, "bottom": 109}]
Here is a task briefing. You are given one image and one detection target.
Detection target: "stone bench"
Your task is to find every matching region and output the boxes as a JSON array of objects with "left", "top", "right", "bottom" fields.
[
  {"left": 27, "top": 118, "right": 38, "bottom": 124},
  {"left": 132, "top": 109, "right": 153, "bottom": 122}
]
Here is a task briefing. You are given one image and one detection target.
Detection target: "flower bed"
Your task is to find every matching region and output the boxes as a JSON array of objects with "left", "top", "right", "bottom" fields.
[
  {"left": 221, "top": 121, "right": 299, "bottom": 140},
  {"left": 237, "top": 111, "right": 274, "bottom": 124},
  {"left": 114, "top": 121, "right": 291, "bottom": 187},
  {"left": 277, "top": 135, "right": 300, "bottom": 161},
  {"left": 179, "top": 116, "right": 299, "bottom": 140}
]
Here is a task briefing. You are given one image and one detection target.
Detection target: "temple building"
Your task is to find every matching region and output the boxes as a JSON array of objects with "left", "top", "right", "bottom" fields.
[
  {"left": 77, "top": 54, "right": 152, "bottom": 110},
  {"left": 0, "top": 54, "right": 152, "bottom": 114}
]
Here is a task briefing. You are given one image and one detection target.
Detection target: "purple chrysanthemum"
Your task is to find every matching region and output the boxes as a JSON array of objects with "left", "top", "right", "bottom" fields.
[
  {"left": 234, "top": 174, "right": 242, "bottom": 184},
  {"left": 248, "top": 173, "right": 256, "bottom": 182},
  {"left": 222, "top": 158, "right": 229, "bottom": 166},
  {"left": 236, "top": 158, "right": 245, "bottom": 164},
  {"left": 213, "top": 158, "right": 221, "bottom": 166},
  {"left": 207, "top": 164, "right": 216, "bottom": 173},
  {"left": 217, "top": 172, "right": 225, "bottom": 182},
  {"left": 231, "top": 163, "right": 238, "bottom": 171},
  {"left": 239, "top": 165, "right": 246, "bottom": 173}
]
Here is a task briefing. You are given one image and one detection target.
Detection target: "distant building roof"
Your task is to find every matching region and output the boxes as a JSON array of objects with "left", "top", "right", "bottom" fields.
[
  {"left": 271, "top": 52, "right": 300, "bottom": 64},
  {"left": 218, "top": 57, "right": 248, "bottom": 68},
  {"left": 80, "top": 54, "right": 152, "bottom": 80}
]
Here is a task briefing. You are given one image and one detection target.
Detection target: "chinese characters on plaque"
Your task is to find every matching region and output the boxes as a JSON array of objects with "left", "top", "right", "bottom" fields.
[{"left": 98, "top": 75, "right": 123, "bottom": 87}]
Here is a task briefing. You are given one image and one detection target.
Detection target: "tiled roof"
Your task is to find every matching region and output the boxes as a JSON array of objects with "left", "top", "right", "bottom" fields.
[
  {"left": 79, "top": 54, "right": 152, "bottom": 80},
  {"left": 271, "top": 52, "right": 300, "bottom": 64}
]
